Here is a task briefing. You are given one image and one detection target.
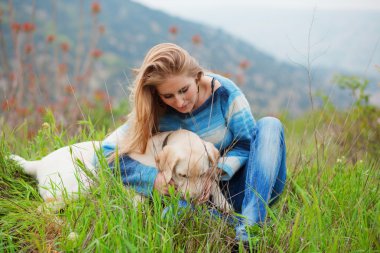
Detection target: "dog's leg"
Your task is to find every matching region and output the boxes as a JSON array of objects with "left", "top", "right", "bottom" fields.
[
  {"left": 9, "top": 155, "right": 40, "bottom": 177},
  {"left": 210, "top": 182, "right": 234, "bottom": 213},
  {"left": 132, "top": 194, "right": 146, "bottom": 208},
  {"left": 36, "top": 197, "right": 67, "bottom": 213}
]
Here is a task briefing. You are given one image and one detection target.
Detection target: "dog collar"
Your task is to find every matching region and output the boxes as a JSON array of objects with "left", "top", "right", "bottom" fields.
[{"left": 162, "top": 132, "right": 173, "bottom": 148}]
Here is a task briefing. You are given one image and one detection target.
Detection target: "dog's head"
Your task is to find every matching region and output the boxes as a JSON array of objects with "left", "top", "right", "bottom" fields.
[{"left": 156, "top": 129, "right": 220, "bottom": 202}]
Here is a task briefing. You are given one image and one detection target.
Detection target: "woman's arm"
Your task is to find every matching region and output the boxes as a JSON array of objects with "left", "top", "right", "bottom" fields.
[
  {"left": 102, "top": 123, "right": 170, "bottom": 196},
  {"left": 218, "top": 90, "right": 256, "bottom": 180},
  {"left": 109, "top": 155, "right": 158, "bottom": 196}
]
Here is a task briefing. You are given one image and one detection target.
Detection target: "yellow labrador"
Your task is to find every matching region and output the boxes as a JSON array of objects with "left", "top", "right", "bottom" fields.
[{"left": 10, "top": 129, "right": 232, "bottom": 212}]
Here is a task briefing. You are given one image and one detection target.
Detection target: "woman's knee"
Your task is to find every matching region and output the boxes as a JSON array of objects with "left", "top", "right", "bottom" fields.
[
  {"left": 256, "top": 117, "right": 284, "bottom": 139},
  {"left": 257, "top": 116, "right": 282, "bottom": 130}
]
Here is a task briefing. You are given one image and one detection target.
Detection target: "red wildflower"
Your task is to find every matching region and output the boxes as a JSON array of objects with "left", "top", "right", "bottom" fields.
[
  {"left": 83, "top": 98, "right": 95, "bottom": 109},
  {"left": 104, "top": 102, "right": 112, "bottom": 112},
  {"left": 236, "top": 73, "right": 245, "bottom": 85},
  {"left": 98, "top": 25, "right": 106, "bottom": 34},
  {"left": 64, "top": 85, "right": 75, "bottom": 94},
  {"left": 192, "top": 34, "right": 202, "bottom": 45},
  {"left": 28, "top": 81, "right": 35, "bottom": 90},
  {"left": 1, "top": 97, "right": 17, "bottom": 111},
  {"left": 75, "top": 75, "right": 85, "bottom": 83},
  {"left": 46, "top": 34, "right": 55, "bottom": 43},
  {"left": 24, "top": 44, "right": 33, "bottom": 54},
  {"left": 58, "top": 63, "right": 67, "bottom": 75},
  {"left": 22, "top": 22, "right": 36, "bottom": 33},
  {"left": 74, "top": 75, "right": 85, "bottom": 83},
  {"left": 1, "top": 101, "right": 7, "bottom": 111},
  {"left": 94, "top": 89, "right": 107, "bottom": 101},
  {"left": 61, "top": 97, "right": 70, "bottom": 107},
  {"left": 27, "top": 130, "right": 36, "bottom": 140},
  {"left": 28, "top": 74, "right": 36, "bottom": 89},
  {"left": 169, "top": 26, "right": 178, "bottom": 35},
  {"left": 11, "top": 23, "right": 21, "bottom": 33},
  {"left": 91, "top": 2, "right": 101, "bottom": 14},
  {"left": 16, "top": 107, "right": 29, "bottom": 117},
  {"left": 239, "top": 60, "right": 250, "bottom": 70},
  {"left": 40, "top": 74, "right": 47, "bottom": 83},
  {"left": 221, "top": 72, "right": 233, "bottom": 79},
  {"left": 8, "top": 72, "right": 16, "bottom": 82},
  {"left": 37, "top": 106, "right": 46, "bottom": 115},
  {"left": 91, "top": 48, "right": 103, "bottom": 59},
  {"left": 60, "top": 42, "right": 70, "bottom": 52}
]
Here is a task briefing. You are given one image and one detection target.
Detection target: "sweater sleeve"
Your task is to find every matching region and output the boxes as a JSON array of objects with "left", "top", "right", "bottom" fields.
[
  {"left": 110, "top": 155, "right": 158, "bottom": 196},
  {"left": 101, "top": 122, "right": 158, "bottom": 196},
  {"left": 218, "top": 91, "right": 256, "bottom": 180}
]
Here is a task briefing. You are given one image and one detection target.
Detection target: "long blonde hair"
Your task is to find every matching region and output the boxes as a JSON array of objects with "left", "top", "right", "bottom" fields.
[{"left": 112, "top": 43, "right": 204, "bottom": 159}]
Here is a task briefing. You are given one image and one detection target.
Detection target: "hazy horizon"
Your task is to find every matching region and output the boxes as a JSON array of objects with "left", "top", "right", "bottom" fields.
[
  {"left": 133, "top": 0, "right": 380, "bottom": 11},
  {"left": 133, "top": 0, "right": 380, "bottom": 79}
]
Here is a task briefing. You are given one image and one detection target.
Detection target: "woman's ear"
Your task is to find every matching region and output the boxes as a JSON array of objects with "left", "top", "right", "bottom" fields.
[
  {"left": 196, "top": 71, "right": 203, "bottom": 82},
  {"left": 155, "top": 146, "right": 179, "bottom": 184}
]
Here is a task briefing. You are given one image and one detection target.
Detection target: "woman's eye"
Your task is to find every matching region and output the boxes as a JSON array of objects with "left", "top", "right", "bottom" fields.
[
  {"left": 163, "top": 95, "right": 173, "bottom": 99},
  {"left": 179, "top": 87, "right": 188, "bottom": 94}
]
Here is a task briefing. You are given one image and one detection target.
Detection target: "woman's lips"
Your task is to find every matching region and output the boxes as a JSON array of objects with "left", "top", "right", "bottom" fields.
[{"left": 178, "top": 104, "right": 189, "bottom": 111}]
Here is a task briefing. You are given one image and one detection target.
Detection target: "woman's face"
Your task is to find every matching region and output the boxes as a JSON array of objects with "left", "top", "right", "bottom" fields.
[{"left": 156, "top": 74, "right": 198, "bottom": 113}]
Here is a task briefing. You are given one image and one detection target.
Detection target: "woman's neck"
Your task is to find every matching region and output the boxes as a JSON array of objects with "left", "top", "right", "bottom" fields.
[{"left": 192, "top": 76, "right": 213, "bottom": 111}]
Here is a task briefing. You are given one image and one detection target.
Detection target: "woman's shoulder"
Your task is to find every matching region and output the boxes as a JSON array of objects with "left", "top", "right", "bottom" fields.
[
  {"left": 207, "top": 74, "right": 251, "bottom": 113},
  {"left": 207, "top": 73, "right": 243, "bottom": 94}
]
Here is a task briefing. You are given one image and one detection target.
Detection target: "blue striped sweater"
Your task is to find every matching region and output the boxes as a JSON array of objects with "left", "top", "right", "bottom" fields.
[{"left": 101, "top": 74, "right": 256, "bottom": 195}]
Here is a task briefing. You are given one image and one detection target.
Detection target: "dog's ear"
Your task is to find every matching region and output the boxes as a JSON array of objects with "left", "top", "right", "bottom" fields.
[
  {"left": 156, "top": 146, "right": 179, "bottom": 184},
  {"left": 206, "top": 142, "right": 220, "bottom": 165}
]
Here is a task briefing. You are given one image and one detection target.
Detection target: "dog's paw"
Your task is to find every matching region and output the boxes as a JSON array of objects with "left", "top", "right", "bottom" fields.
[
  {"left": 132, "top": 195, "right": 146, "bottom": 208},
  {"left": 8, "top": 154, "right": 26, "bottom": 164}
]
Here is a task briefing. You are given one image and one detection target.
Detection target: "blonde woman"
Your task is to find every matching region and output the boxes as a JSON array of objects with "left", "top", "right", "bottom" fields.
[{"left": 102, "top": 43, "right": 286, "bottom": 242}]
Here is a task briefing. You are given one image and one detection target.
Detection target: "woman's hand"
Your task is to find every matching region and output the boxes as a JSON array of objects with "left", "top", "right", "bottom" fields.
[{"left": 154, "top": 172, "right": 174, "bottom": 195}]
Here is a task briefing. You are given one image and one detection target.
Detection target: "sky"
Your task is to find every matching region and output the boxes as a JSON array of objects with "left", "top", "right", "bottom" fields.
[
  {"left": 133, "top": 0, "right": 380, "bottom": 12},
  {"left": 132, "top": 0, "right": 380, "bottom": 77}
]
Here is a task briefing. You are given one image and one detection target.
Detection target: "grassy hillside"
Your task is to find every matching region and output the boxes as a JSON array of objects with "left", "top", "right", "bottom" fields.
[{"left": 0, "top": 84, "right": 379, "bottom": 252}]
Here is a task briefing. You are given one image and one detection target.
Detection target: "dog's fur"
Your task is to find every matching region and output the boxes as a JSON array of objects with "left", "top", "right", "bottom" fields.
[{"left": 10, "top": 129, "right": 232, "bottom": 212}]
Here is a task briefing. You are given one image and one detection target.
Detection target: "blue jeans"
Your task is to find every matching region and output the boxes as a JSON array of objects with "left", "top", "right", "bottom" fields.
[{"left": 219, "top": 117, "right": 287, "bottom": 240}]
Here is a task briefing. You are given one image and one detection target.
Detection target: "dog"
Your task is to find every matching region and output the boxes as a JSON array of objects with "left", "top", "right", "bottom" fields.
[{"left": 10, "top": 129, "right": 232, "bottom": 212}]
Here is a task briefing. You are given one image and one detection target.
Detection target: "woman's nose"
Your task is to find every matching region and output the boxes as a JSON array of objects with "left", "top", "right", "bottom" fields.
[{"left": 175, "top": 95, "right": 185, "bottom": 107}]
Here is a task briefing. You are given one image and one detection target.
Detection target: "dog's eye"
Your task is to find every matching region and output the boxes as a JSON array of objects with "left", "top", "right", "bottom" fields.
[{"left": 178, "top": 173, "right": 186, "bottom": 178}]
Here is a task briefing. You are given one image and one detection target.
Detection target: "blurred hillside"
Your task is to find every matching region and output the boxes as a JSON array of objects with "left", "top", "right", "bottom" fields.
[{"left": 1, "top": 0, "right": 368, "bottom": 116}]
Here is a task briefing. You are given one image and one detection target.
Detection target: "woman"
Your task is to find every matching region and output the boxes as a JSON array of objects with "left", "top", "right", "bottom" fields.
[{"left": 102, "top": 43, "right": 286, "bottom": 241}]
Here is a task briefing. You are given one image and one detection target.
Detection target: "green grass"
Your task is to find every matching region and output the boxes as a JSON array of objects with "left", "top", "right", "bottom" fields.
[{"left": 0, "top": 110, "right": 379, "bottom": 252}]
